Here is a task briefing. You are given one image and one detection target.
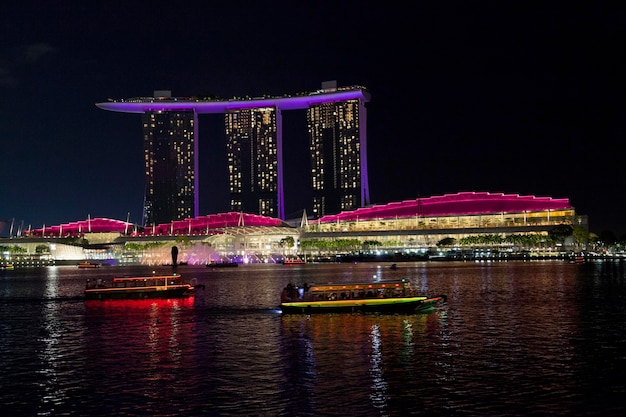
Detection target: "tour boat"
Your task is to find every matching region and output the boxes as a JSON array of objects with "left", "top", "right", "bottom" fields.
[
  {"left": 1, "top": 263, "right": 15, "bottom": 270},
  {"left": 84, "top": 273, "right": 203, "bottom": 300},
  {"left": 569, "top": 254, "right": 585, "bottom": 264},
  {"left": 78, "top": 261, "right": 100, "bottom": 269},
  {"left": 280, "top": 278, "right": 446, "bottom": 314},
  {"left": 282, "top": 258, "right": 306, "bottom": 265},
  {"left": 206, "top": 261, "right": 238, "bottom": 268}
]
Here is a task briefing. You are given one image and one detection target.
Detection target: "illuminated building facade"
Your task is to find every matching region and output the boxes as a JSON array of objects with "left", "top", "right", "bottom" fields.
[
  {"left": 302, "top": 192, "right": 586, "bottom": 251},
  {"left": 307, "top": 95, "right": 369, "bottom": 217},
  {"left": 141, "top": 105, "right": 198, "bottom": 227},
  {"left": 226, "top": 107, "right": 279, "bottom": 217},
  {"left": 17, "top": 192, "right": 587, "bottom": 263},
  {"left": 96, "top": 83, "right": 371, "bottom": 222}
]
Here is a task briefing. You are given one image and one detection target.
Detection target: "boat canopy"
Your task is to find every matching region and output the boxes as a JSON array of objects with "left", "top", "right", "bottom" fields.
[{"left": 308, "top": 279, "right": 411, "bottom": 292}]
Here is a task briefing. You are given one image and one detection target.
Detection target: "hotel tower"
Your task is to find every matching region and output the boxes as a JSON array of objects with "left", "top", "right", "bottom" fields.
[
  {"left": 96, "top": 82, "right": 371, "bottom": 224},
  {"left": 141, "top": 95, "right": 199, "bottom": 226},
  {"left": 307, "top": 96, "right": 369, "bottom": 217},
  {"left": 226, "top": 107, "right": 279, "bottom": 217}
]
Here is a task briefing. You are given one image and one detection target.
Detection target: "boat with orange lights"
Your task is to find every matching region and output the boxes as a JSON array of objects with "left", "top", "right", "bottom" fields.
[
  {"left": 568, "top": 253, "right": 585, "bottom": 264},
  {"left": 84, "top": 273, "right": 203, "bottom": 300},
  {"left": 280, "top": 279, "right": 446, "bottom": 314},
  {"left": 1, "top": 263, "right": 15, "bottom": 270},
  {"left": 78, "top": 261, "right": 100, "bottom": 269}
]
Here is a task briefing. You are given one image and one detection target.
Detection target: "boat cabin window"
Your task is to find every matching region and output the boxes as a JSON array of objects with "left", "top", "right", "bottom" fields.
[
  {"left": 304, "top": 281, "right": 411, "bottom": 301},
  {"left": 298, "top": 282, "right": 411, "bottom": 301},
  {"left": 110, "top": 276, "right": 182, "bottom": 288}
]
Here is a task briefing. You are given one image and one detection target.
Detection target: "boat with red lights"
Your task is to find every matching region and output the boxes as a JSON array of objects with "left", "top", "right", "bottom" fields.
[
  {"left": 282, "top": 258, "right": 306, "bottom": 265},
  {"left": 84, "top": 273, "right": 203, "bottom": 300},
  {"left": 280, "top": 279, "right": 446, "bottom": 314}
]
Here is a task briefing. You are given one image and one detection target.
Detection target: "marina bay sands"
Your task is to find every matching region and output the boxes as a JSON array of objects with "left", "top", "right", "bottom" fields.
[
  {"left": 96, "top": 82, "right": 371, "bottom": 226},
  {"left": 2, "top": 83, "right": 587, "bottom": 266}
]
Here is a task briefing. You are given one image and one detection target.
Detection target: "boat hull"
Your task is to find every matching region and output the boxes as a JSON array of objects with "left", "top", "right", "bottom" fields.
[
  {"left": 84, "top": 273, "right": 203, "bottom": 301},
  {"left": 280, "top": 296, "right": 444, "bottom": 314},
  {"left": 85, "top": 285, "right": 195, "bottom": 300},
  {"left": 206, "top": 262, "right": 238, "bottom": 268}
]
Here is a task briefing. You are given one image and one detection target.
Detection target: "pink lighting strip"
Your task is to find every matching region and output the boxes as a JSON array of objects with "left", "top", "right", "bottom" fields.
[
  {"left": 317, "top": 192, "right": 573, "bottom": 223},
  {"left": 26, "top": 213, "right": 285, "bottom": 237}
]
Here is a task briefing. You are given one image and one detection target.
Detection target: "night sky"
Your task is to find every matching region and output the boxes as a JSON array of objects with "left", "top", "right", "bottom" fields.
[{"left": 1, "top": 2, "right": 624, "bottom": 237}]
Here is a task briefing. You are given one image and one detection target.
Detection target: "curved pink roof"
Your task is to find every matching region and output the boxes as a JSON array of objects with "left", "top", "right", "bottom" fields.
[
  {"left": 317, "top": 192, "right": 573, "bottom": 223},
  {"left": 23, "top": 193, "right": 573, "bottom": 237},
  {"left": 27, "top": 218, "right": 133, "bottom": 236},
  {"left": 26, "top": 212, "right": 286, "bottom": 237},
  {"left": 140, "top": 212, "right": 285, "bottom": 235}
]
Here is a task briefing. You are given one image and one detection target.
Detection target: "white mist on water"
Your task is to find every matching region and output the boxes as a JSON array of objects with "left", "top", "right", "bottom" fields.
[
  {"left": 139, "top": 243, "right": 218, "bottom": 266},
  {"left": 138, "top": 243, "right": 282, "bottom": 265}
]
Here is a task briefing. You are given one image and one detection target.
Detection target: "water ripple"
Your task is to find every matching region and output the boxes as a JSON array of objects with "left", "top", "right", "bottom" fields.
[{"left": 2, "top": 261, "right": 626, "bottom": 416}]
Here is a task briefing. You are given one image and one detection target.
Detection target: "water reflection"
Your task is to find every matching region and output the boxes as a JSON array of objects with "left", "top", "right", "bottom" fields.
[
  {"left": 280, "top": 312, "right": 446, "bottom": 415},
  {"left": 3, "top": 261, "right": 626, "bottom": 416},
  {"left": 369, "top": 323, "right": 389, "bottom": 412},
  {"left": 39, "top": 267, "right": 69, "bottom": 411},
  {"left": 83, "top": 298, "right": 199, "bottom": 415}
]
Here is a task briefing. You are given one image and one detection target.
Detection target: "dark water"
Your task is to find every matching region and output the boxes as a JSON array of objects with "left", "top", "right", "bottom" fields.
[{"left": 1, "top": 260, "right": 626, "bottom": 416}]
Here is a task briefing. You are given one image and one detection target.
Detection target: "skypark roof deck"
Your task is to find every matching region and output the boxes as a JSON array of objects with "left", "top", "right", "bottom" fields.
[{"left": 96, "top": 86, "right": 371, "bottom": 114}]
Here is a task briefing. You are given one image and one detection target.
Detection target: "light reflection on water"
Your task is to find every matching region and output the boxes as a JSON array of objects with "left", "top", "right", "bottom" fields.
[{"left": 1, "top": 261, "right": 626, "bottom": 416}]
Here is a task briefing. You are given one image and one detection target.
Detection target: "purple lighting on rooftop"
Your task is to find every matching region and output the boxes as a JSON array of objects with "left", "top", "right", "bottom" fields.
[{"left": 95, "top": 89, "right": 371, "bottom": 114}]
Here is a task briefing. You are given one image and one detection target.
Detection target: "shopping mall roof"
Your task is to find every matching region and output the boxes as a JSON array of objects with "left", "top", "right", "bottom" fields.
[
  {"left": 317, "top": 192, "right": 573, "bottom": 223},
  {"left": 22, "top": 193, "right": 573, "bottom": 237},
  {"left": 25, "top": 212, "right": 288, "bottom": 237}
]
